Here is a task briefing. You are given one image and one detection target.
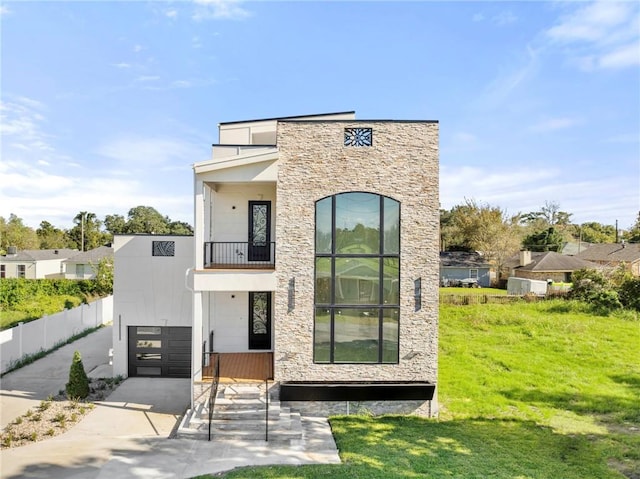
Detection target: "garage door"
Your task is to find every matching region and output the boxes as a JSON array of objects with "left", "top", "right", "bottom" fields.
[{"left": 128, "top": 326, "right": 191, "bottom": 378}]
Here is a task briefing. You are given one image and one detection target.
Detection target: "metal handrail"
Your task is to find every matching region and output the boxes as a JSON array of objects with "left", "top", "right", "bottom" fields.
[
  {"left": 207, "top": 353, "right": 220, "bottom": 441},
  {"left": 204, "top": 242, "right": 276, "bottom": 269}
]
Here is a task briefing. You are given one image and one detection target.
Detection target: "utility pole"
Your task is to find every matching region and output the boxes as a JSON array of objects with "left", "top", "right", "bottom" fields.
[{"left": 81, "top": 212, "right": 85, "bottom": 252}]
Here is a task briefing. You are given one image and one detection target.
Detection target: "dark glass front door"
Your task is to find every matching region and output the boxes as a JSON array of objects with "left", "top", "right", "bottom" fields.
[
  {"left": 249, "top": 292, "right": 271, "bottom": 350},
  {"left": 248, "top": 201, "right": 271, "bottom": 262}
]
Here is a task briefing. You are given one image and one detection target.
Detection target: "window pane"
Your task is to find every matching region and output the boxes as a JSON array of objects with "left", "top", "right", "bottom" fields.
[
  {"left": 383, "top": 258, "right": 400, "bottom": 305},
  {"left": 316, "top": 197, "right": 332, "bottom": 253},
  {"left": 384, "top": 197, "right": 400, "bottom": 253},
  {"left": 335, "top": 193, "right": 380, "bottom": 254},
  {"left": 136, "top": 353, "right": 161, "bottom": 361},
  {"left": 334, "top": 308, "right": 379, "bottom": 363},
  {"left": 315, "top": 258, "right": 331, "bottom": 304},
  {"left": 314, "top": 308, "right": 331, "bottom": 363},
  {"left": 335, "top": 258, "right": 379, "bottom": 304},
  {"left": 137, "top": 327, "right": 161, "bottom": 335},
  {"left": 382, "top": 308, "right": 399, "bottom": 363}
]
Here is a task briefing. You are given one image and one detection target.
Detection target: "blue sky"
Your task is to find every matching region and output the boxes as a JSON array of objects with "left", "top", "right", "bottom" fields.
[{"left": 1, "top": 1, "right": 639, "bottom": 231}]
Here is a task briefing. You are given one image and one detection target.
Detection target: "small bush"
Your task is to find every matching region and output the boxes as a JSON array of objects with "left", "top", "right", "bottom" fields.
[
  {"left": 66, "top": 350, "right": 90, "bottom": 399},
  {"left": 46, "top": 428, "right": 55, "bottom": 436},
  {"left": 39, "top": 401, "right": 51, "bottom": 411}
]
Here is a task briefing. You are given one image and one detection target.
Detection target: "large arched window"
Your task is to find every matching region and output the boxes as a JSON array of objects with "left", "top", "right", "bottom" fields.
[{"left": 314, "top": 192, "right": 400, "bottom": 364}]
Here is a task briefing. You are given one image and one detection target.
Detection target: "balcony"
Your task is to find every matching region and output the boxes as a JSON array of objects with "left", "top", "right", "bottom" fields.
[{"left": 204, "top": 242, "right": 275, "bottom": 269}]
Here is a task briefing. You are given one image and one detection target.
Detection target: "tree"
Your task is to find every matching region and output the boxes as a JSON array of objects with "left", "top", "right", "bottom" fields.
[
  {"left": 168, "top": 220, "right": 194, "bottom": 235},
  {"left": 124, "top": 206, "right": 170, "bottom": 234},
  {"left": 624, "top": 212, "right": 640, "bottom": 243},
  {"left": 66, "top": 350, "right": 90, "bottom": 399},
  {"left": 570, "top": 222, "right": 617, "bottom": 244},
  {"left": 0, "top": 214, "right": 39, "bottom": 252},
  {"left": 36, "top": 221, "right": 68, "bottom": 249},
  {"left": 522, "top": 227, "right": 565, "bottom": 252},
  {"left": 68, "top": 212, "right": 106, "bottom": 251},
  {"left": 521, "top": 201, "right": 572, "bottom": 229},
  {"left": 104, "top": 214, "right": 127, "bottom": 235},
  {"left": 93, "top": 257, "right": 114, "bottom": 295},
  {"left": 441, "top": 200, "right": 523, "bottom": 281}
]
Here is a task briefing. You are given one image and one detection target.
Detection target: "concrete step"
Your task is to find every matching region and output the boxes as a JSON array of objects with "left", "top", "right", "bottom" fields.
[
  {"left": 178, "top": 412, "right": 303, "bottom": 442},
  {"left": 201, "top": 406, "right": 290, "bottom": 421},
  {"left": 221, "top": 385, "right": 262, "bottom": 400}
]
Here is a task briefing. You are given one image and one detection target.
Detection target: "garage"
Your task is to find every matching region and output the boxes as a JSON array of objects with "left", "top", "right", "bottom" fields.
[{"left": 128, "top": 326, "right": 191, "bottom": 378}]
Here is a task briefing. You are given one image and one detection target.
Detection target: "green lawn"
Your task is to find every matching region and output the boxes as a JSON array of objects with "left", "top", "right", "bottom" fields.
[
  {"left": 202, "top": 301, "right": 640, "bottom": 479},
  {"left": 0, "top": 295, "right": 83, "bottom": 330}
]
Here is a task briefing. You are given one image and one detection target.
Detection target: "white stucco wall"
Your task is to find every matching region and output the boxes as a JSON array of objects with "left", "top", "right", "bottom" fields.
[{"left": 112, "top": 235, "right": 194, "bottom": 377}]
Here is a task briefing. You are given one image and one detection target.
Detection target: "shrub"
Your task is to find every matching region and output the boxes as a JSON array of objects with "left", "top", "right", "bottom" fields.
[
  {"left": 66, "top": 350, "right": 90, "bottom": 399},
  {"left": 618, "top": 278, "right": 640, "bottom": 311}
]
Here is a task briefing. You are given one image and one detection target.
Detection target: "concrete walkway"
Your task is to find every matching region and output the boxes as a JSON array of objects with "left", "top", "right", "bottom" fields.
[
  {"left": 1, "top": 325, "right": 113, "bottom": 429},
  {"left": 0, "top": 326, "right": 341, "bottom": 478}
]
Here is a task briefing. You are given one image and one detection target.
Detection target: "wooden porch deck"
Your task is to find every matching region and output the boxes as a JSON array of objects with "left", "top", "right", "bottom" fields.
[{"left": 203, "top": 352, "right": 273, "bottom": 382}]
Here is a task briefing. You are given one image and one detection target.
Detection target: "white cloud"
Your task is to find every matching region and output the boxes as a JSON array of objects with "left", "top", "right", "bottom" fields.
[
  {"left": 472, "top": 13, "right": 484, "bottom": 22},
  {"left": 96, "top": 136, "right": 204, "bottom": 168},
  {"left": 112, "top": 62, "right": 131, "bottom": 69},
  {"left": 453, "top": 132, "right": 477, "bottom": 143},
  {"left": 192, "top": 0, "right": 250, "bottom": 21},
  {"left": 440, "top": 164, "right": 638, "bottom": 226},
  {"left": 171, "top": 80, "right": 192, "bottom": 88},
  {"left": 135, "top": 75, "right": 161, "bottom": 82},
  {"left": 493, "top": 11, "right": 517, "bottom": 26},
  {"left": 529, "top": 117, "right": 580, "bottom": 132},
  {"left": 598, "top": 42, "right": 640, "bottom": 69},
  {"left": 546, "top": 1, "right": 640, "bottom": 71},
  {"left": 165, "top": 9, "right": 178, "bottom": 19},
  {"left": 133, "top": 44, "right": 144, "bottom": 53},
  {"left": 0, "top": 5, "right": 11, "bottom": 16}
]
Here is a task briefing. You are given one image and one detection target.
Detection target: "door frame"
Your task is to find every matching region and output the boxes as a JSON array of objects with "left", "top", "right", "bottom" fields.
[
  {"left": 248, "top": 200, "right": 271, "bottom": 262},
  {"left": 248, "top": 291, "right": 272, "bottom": 350}
]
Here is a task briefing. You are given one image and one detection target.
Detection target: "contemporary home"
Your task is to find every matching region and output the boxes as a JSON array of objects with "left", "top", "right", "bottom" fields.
[
  {"left": 0, "top": 248, "right": 78, "bottom": 279},
  {"left": 112, "top": 111, "right": 440, "bottom": 418},
  {"left": 576, "top": 242, "right": 640, "bottom": 276},
  {"left": 439, "top": 251, "right": 491, "bottom": 287},
  {"left": 63, "top": 245, "right": 114, "bottom": 280}
]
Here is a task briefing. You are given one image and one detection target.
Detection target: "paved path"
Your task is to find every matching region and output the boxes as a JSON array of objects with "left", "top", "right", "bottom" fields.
[
  {"left": 0, "top": 326, "right": 341, "bottom": 478},
  {"left": 1, "top": 325, "right": 113, "bottom": 429}
]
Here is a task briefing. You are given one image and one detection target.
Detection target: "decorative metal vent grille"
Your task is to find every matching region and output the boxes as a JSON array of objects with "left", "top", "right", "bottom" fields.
[
  {"left": 344, "top": 128, "right": 372, "bottom": 147},
  {"left": 152, "top": 241, "right": 175, "bottom": 256}
]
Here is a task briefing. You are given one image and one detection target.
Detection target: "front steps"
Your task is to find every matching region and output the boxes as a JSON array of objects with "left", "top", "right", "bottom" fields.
[{"left": 177, "top": 383, "right": 303, "bottom": 443}]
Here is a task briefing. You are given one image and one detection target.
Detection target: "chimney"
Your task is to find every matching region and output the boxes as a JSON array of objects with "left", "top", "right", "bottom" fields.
[
  {"left": 519, "top": 250, "right": 532, "bottom": 266},
  {"left": 7, "top": 246, "right": 17, "bottom": 255}
]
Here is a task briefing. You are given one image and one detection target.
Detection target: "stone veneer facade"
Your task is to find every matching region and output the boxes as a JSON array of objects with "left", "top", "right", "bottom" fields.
[{"left": 273, "top": 120, "right": 440, "bottom": 415}]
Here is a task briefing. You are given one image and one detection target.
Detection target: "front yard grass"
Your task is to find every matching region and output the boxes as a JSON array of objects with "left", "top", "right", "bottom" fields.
[{"left": 208, "top": 300, "right": 639, "bottom": 478}]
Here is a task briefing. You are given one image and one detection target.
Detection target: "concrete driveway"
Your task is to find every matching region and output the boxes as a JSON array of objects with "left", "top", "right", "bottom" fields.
[
  {"left": 1, "top": 325, "right": 340, "bottom": 478},
  {"left": 0, "top": 377, "right": 191, "bottom": 479}
]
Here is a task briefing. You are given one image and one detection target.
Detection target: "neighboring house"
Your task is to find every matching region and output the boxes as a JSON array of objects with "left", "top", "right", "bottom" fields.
[
  {"left": 439, "top": 251, "right": 491, "bottom": 287},
  {"left": 561, "top": 241, "right": 593, "bottom": 256},
  {"left": 0, "top": 248, "right": 78, "bottom": 279},
  {"left": 112, "top": 111, "right": 440, "bottom": 416},
  {"left": 575, "top": 242, "right": 640, "bottom": 277},
  {"left": 63, "top": 245, "right": 114, "bottom": 279},
  {"left": 510, "top": 250, "right": 602, "bottom": 282}
]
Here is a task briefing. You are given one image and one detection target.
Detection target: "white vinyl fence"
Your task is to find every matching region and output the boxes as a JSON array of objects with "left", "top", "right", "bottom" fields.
[{"left": 0, "top": 295, "right": 113, "bottom": 374}]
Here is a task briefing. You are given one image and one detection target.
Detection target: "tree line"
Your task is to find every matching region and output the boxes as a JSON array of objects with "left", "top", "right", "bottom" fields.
[
  {"left": 441, "top": 200, "right": 640, "bottom": 279},
  {"left": 0, "top": 206, "right": 193, "bottom": 253}
]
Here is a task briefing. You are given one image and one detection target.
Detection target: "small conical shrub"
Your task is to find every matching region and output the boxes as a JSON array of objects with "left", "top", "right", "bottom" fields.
[{"left": 66, "top": 350, "right": 90, "bottom": 399}]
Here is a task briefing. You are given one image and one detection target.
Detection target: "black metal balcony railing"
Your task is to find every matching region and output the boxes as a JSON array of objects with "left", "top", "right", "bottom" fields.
[{"left": 204, "top": 242, "right": 276, "bottom": 269}]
